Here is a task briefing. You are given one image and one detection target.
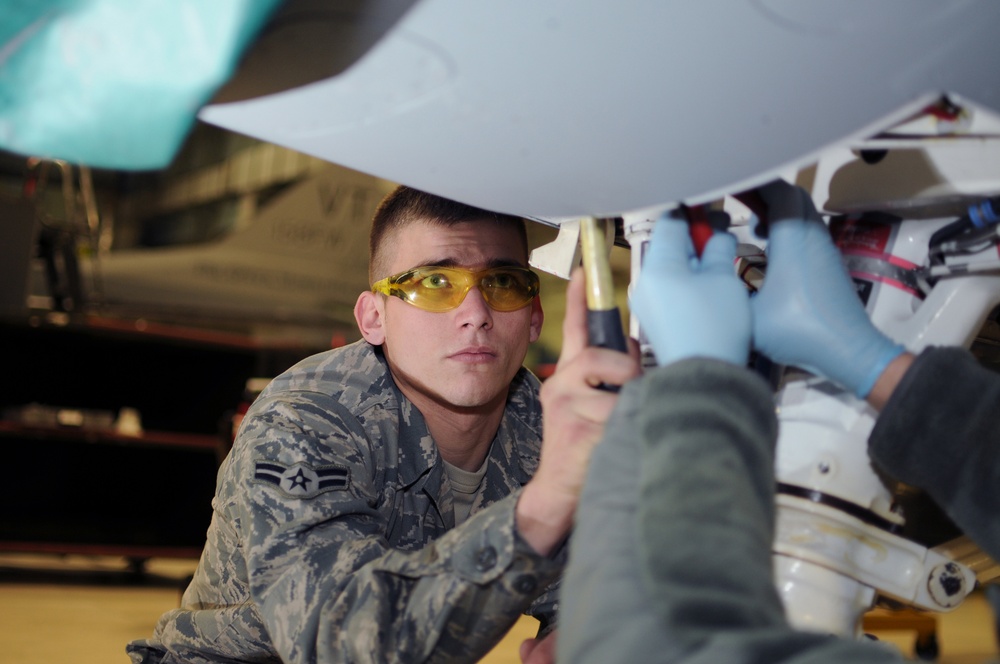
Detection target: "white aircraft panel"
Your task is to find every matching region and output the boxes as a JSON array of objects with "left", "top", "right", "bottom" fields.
[{"left": 200, "top": 0, "right": 1000, "bottom": 218}]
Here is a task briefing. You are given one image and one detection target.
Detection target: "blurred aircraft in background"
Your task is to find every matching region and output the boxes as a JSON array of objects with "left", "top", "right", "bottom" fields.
[
  {"left": 77, "top": 164, "right": 396, "bottom": 346},
  {"left": 9, "top": 161, "right": 396, "bottom": 348}
]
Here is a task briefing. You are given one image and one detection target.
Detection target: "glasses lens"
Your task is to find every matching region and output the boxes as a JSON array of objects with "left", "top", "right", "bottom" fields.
[
  {"left": 405, "top": 267, "right": 469, "bottom": 311},
  {"left": 479, "top": 267, "right": 539, "bottom": 311}
]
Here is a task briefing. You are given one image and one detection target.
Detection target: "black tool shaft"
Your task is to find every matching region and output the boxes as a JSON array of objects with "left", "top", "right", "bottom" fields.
[{"left": 587, "top": 307, "right": 628, "bottom": 353}]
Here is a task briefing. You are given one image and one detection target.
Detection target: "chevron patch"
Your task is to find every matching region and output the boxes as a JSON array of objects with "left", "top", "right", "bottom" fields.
[{"left": 253, "top": 460, "right": 350, "bottom": 499}]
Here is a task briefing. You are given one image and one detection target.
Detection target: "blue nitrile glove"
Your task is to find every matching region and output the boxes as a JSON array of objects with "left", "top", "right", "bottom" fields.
[
  {"left": 750, "top": 180, "right": 905, "bottom": 398},
  {"left": 632, "top": 217, "right": 750, "bottom": 366}
]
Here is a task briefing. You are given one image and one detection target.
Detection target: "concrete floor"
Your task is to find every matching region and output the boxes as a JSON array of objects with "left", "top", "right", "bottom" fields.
[{"left": 0, "top": 553, "right": 996, "bottom": 663}]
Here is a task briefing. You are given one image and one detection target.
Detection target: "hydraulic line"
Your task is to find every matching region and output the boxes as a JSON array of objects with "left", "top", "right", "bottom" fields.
[{"left": 929, "top": 196, "right": 1000, "bottom": 257}]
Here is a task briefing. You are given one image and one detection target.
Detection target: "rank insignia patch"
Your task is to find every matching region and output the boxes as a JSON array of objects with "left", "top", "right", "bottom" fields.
[{"left": 253, "top": 460, "right": 350, "bottom": 498}]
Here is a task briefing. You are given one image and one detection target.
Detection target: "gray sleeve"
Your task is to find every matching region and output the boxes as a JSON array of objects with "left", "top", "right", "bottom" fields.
[
  {"left": 233, "top": 398, "right": 561, "bottom": 664},
  {"left": 870, "top": 346, "right": 1000, "bottom": 562},
  {"left": 559, "top": 359, "right": 903, "bottom": 664}
]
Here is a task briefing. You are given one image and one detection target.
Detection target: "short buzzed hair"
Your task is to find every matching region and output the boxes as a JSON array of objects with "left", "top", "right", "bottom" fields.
[{"left": 368, "top": 186, "right": 529, "bottom": 283}]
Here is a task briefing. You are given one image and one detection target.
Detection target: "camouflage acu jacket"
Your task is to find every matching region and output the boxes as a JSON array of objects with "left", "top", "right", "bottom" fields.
[{"left": 127, "top": 340, "right": 563, "bottom": 664}]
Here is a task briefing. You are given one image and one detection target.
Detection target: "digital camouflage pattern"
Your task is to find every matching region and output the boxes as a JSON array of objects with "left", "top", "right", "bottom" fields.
[{"left": 128, "top": 340, "right": 563, "bottom": 664}]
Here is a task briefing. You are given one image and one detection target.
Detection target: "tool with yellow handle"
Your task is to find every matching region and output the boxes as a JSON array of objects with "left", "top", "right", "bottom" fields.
[{"left": 580, "top": 217, "right": 629, "bottom": 369}]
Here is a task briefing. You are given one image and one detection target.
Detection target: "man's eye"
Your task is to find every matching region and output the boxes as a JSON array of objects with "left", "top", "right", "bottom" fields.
[
  {"left": 491, "top": 274, "right": 515, "bottom": 288},
  {"left": 420, "top": 273, "right": 451, "bottom": 289},
  {"left": 485, "top": 270, "right": 522, "bottom": 289}
]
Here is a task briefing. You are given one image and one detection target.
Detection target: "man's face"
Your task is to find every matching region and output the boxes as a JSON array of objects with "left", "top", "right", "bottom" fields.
[{"left": 367, "top": 219, "right": 543, "bottom": 411}]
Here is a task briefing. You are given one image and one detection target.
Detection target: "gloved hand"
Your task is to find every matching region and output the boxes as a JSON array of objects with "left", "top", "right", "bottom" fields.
[
  {"left": 750, "top": 180, "right": 904, "bottom": 398},
  {"left": 632, "top": 216, "right": 750, "bottom": 366}
]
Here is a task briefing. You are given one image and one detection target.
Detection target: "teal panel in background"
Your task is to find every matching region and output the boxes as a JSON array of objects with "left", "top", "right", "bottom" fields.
[{"left": 0, "top": 0, "right": 283, "bottom": 170}]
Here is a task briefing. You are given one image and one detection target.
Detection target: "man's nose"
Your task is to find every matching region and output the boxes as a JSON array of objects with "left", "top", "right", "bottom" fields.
[{"left": 455, "top": 286, "right": 494, "bottom": 328}]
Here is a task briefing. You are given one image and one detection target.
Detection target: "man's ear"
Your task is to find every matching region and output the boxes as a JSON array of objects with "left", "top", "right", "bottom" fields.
[
  {"left": 528, "top": 295, "right": 544, "bottom": 343},
  {"left": 355, "top": 291, "right": 386, "bottom": 345}
]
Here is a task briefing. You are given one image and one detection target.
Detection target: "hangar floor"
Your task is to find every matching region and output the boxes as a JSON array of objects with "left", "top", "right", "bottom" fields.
[{"left": 0, "top": 553, "right": 996, "bottom": 663}]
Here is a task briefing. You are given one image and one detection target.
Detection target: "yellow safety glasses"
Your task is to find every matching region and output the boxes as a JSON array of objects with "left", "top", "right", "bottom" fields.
[{"left": 372, "top": 265, "right": 540, "bottom": 312}]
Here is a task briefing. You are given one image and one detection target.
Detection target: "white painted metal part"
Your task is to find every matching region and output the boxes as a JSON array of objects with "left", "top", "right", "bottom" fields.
[
  {"left": 771, "top": 197, "right": 1000, "bottom": 637},
  {"left": 200, "top": 0, "right": 1000, "bottom": 219}
]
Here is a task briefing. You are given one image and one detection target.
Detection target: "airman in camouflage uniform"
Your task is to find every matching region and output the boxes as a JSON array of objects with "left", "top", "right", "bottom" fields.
[
  {"left": 127, "top": 340, "right": 560, "bottom": 663},
  {"left": 127, "top": 187, "right": 639, "bottom": 663}
]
